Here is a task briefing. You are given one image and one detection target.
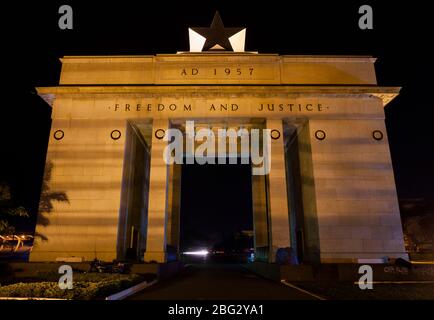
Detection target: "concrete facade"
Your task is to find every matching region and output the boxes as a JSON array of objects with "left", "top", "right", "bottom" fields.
[{"left": 30, "top": 53, "right": 408, "bottom": 263}]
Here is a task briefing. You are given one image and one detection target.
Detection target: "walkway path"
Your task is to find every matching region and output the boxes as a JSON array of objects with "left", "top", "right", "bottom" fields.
[{"left": 129, "top": 263, "right": 316, "bottom": 300}]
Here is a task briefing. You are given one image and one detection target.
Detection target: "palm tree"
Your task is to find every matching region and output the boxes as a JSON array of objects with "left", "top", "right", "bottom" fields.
[{"left": 0, "top": 182, "right": 29, "bottom": 235}]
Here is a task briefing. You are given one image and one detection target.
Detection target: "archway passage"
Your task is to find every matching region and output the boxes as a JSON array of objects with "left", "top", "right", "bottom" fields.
[{"left": 179, "top": 159, "right": 254, "bottom": 263}]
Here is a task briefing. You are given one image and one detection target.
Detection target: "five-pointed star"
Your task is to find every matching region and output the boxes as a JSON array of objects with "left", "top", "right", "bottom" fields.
[{"left": 191, "top": 12, "right": 244, "bottom": 51}]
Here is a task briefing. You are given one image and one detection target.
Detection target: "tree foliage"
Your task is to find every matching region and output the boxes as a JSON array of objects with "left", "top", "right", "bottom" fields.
[{"left": 0, "top": 182, "right": 29, "bottom": 235}]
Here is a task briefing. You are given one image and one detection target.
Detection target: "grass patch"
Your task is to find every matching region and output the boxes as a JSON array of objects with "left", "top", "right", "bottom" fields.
[{"left": 0, "top": 273, "right": 145, "bottom": 300}]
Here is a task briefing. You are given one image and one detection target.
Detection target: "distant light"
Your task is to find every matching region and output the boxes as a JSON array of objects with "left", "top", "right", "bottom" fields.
[
  {"left": 248, "top": 252, "right": 255, "bottom": 263},
  {"left": 183, "top": 250, "right": 209, "bottom": 256}
]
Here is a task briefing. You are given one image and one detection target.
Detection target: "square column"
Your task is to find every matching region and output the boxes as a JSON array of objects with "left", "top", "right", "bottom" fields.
[
  {"left": 266, "top": 119, "right": 291, "bottom": 262},
  {"left": 306, "top": 118, "right": 408, "bottom": 262},
  {"left": 166, "top": 163, "right": 182, "bottom": 260},
  {"left": 252, "top": 173, "right": 269, "bottom": 261},
  {"left": 144, "top": 119, "right": 170, "bottom": 263}
]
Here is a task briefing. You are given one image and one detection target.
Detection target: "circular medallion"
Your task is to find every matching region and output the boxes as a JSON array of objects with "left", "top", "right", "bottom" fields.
[
  {"left": 110, "top": 130, "right": 121, "bottom": 140},
  {"left": 315, "top": 130, "right": 326, "bottom": 141},
  {"left": 155, "top": 129, "right": 166, "bottom": 140},
  {"left": 53, "top": 130, "right": 64, "bottom": 140},
  {"left": 372, "top": 130, "right": 383, "bottom": 141},
  {"left": 270, "top": 129, "right": 281, "bottom": 140}
]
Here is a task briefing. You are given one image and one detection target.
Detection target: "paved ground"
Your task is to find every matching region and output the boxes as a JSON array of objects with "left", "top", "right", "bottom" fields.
[
  {"left": 129, "top": 263, "right": 316, "bottom": 300},
  {"left": 294, "top": 281, "right": 434, "bottom": 300}
]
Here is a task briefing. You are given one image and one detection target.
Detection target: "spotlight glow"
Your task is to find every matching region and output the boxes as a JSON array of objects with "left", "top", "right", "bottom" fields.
[{"left": 183, "top": 250, "right": 209, "bottom": 256}]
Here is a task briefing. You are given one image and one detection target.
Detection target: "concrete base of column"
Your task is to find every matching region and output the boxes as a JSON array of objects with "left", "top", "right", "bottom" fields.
[{"left": 144, "top": 251, "right": 167, "bottom": 263}]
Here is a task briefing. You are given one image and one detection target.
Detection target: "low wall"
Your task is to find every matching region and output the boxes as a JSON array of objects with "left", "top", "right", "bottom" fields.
[
  {"left": 245, "top": 262, "right": 434, "bottom": 282},
  {"left": 0, "top": 261, "right": 184, "bottom": 282}
]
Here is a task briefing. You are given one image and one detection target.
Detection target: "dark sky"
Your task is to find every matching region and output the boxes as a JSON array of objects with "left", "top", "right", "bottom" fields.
[
  {"left": 180, "top": 162, "right": 253, "bottom": 250},
  {"left": 1, "top": 1, "right": 433, "bottom": 234}
]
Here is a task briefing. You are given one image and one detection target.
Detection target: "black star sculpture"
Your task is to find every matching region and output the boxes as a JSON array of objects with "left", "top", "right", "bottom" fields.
[{"left": 191, "top": 12, "right": 244, "bottom": 51}]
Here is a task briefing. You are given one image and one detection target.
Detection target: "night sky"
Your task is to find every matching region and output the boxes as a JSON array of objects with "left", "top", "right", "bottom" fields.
[
  {"left": 180, "top": 162, "right": 253, "bottom": 250},
  {"left": 1, "top": 1, "right": 433, "bottom": 236}
]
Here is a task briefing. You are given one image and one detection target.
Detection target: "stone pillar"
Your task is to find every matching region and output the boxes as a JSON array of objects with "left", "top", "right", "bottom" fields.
[
  {"left": 307, "top": 118, "right": 408, "bottom": 263},
  {"left": 144, "top": 119, "right": 170, "bottom": 263},
  {"left": 166, "top": 163, "right": 182, "bottom": 260},
  {"left": 252, "top": 173, "right": 269, "bottom": 261},
  {"left": 266, "top": 119, "right": 291, "bottom": 262}
]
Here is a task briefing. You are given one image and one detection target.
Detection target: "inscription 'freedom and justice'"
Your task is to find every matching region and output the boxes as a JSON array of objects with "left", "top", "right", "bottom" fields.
[{"left": 110, "top": 103, "right": 328, "bottom": 113}]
